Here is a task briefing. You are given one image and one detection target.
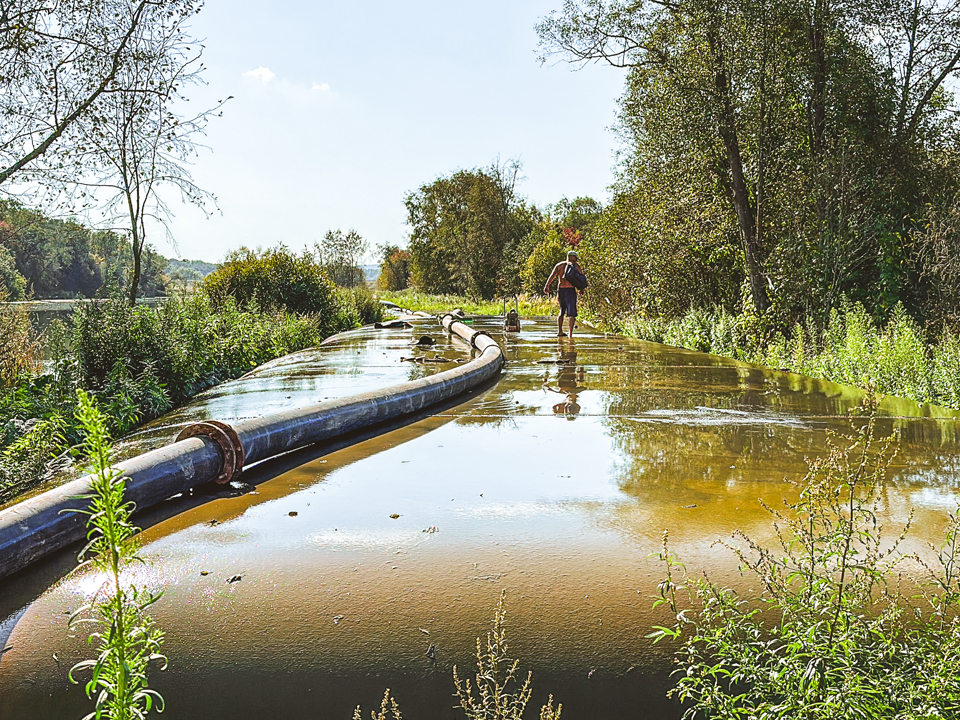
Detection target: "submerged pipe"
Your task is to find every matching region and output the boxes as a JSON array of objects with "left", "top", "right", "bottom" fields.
[{"left": 0, "top": 314, "right": 502, "bottom": 581}]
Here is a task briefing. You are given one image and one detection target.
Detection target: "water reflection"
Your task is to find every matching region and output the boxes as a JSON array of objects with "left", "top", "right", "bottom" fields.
[
  {"left": 2, "top": 318, "right": 960, "bottom": 720},
  {"left": 546, "top": 338, "right": 586, "bottom": 417}
]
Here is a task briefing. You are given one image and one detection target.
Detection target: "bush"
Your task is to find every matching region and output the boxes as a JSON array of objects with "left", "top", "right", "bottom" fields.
[
  {"left": 337, "top": 286, "right": 385, "bottom": 326},
  {"left": 653, "top": 412, "right": 960, "bottom": 718},
  {"left": 203, "top": 246, "right": 341, "bottom": 324}
]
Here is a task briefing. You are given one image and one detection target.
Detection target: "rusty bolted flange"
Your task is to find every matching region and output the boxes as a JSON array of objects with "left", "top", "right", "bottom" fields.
[{"left": 175, "top": 420, "right": 245, "bottom": 484}]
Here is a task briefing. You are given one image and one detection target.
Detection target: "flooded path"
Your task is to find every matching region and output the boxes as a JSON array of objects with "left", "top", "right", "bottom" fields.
[{"left": 2, "top": 317, "right": 960, "bottom": 718}]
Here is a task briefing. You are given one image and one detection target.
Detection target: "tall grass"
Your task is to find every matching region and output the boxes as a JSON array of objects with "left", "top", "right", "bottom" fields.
[
  {"left": 652, "top": 407, "right": 960, "bottom": 718},
  {"left": 626, "top": 301, "right": 960, "bottom": 410},
  {"left": 377, "top": 289, "right": 556, "bottom": 317}
]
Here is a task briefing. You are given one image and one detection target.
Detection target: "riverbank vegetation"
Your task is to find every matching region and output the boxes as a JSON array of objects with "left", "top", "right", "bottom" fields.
[
  {"left": 652, "top": 406, "right": 960, "bottom": 717},
  {"left": 0, "top": 246, "right": 382, "bottom": 505},
  {"left": 377, "top": 289, "right": 555, "bottom": 318},
  {"left": 380, "top": 0, "right": 960, "bottom": 410}
]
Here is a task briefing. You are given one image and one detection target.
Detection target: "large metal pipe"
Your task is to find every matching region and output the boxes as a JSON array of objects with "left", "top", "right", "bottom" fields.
[{"left": 0, "top": 314, "right": 502, "bottom": 581}]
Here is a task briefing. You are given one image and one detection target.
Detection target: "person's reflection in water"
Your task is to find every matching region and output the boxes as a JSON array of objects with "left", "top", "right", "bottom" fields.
[{"left": 550, "top": 338, "right": 586, "bottom": 418}]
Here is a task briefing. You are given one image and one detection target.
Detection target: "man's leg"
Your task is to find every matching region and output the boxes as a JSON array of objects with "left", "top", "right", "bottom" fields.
[
  {"left": 567, "top": 315, "right": 575, "bottom": 338},
  {"left": 557, "top": 306, "right": 566, "bottom": 336}
]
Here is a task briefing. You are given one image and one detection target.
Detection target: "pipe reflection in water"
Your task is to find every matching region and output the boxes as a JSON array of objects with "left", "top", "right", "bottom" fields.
[{"left": 2, "top": 318, "right": 960, "bottom": 719}]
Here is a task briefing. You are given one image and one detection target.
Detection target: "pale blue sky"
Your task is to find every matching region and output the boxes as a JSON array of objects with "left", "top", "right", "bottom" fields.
[{"left": 162, "top": 0, "right": 625, "bottom": 263}]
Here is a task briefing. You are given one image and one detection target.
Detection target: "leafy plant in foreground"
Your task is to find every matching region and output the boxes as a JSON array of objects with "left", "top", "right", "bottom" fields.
[
  {"left": 354, "top": 592, "right": 561, "bottom": 720},
  {"left": 67, "top": 390, "right": 166, "bottom": 719},
  {"left": 651, "top": 403, "right": 960, "bottom": 719}
]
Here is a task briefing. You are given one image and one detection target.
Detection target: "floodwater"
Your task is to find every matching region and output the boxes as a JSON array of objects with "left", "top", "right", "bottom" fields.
[{"left": 2, "top": 317, "right": 960, "bottom": 719}]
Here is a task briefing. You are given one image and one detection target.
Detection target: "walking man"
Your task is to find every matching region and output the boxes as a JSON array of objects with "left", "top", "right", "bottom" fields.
[{"left": 543, "top": 250, "right": 584, "bottom": 338}]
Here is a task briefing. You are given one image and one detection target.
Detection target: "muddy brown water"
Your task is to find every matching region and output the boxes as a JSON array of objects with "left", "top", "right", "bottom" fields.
[{"left": 2, "top": 317, "right": 960, "bottom": 718}]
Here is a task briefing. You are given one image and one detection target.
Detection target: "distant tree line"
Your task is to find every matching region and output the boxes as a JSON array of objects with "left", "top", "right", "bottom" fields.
[{"left": 0, "top": 199, "right": 170, "bottom": 300}]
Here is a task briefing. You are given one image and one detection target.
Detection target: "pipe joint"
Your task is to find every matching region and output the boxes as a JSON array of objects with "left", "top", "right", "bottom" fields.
[
  {"left": 470, "top": 330, "right": 492, "bottom": 349},
  {"left": 176, "top": 420, "right": 245, "bottom": 484}
]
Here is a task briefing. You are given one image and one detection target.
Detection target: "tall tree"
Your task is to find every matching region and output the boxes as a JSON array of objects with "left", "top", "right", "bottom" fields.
[
  {"left": 65, "top": 0, "right": 225, "bottom": 304},
  {"left": 538, "top": 0, "right": 960, "bottom": 321},
  {"left": 0, "top": 0, "right": 175, "bottom": 187},
  {"left": 405, "top": 159, "right": 532, "bottom": 299},
  {"left": 315, "top": 229, "right": 367, "bottom": 287}
]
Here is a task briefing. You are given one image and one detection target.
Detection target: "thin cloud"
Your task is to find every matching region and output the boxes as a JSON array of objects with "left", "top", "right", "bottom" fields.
[
  {"left": 312, "top": 82, "right": 331, "bottom": 92},
  {"left": 243, "top": 66, "right": 276, "bottom": 83}
]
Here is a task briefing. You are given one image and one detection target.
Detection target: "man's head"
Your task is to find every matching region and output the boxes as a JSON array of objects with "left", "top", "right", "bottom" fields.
[{"left": 567, "top": 250, "right": 578, "bottom": 261}]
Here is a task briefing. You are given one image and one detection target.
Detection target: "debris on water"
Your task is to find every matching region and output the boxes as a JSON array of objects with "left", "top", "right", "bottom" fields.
[
  {"left": 419, "top": 628, "right": 430, "bottom": 635},
  {"left": 422, "top": 526, "right": 439, "bottom": 534},
  {"left": 425, "top": 643, "right": 437, "bottom": 660},
  {"left": 536, "top": 358, "right": 574, "bottom": 364},
  {"left": 390, "top": 514, "right": 400, "bottom": 519},
  {"left": 683, "top": 504, "right": 698, "bottom": 509},
  {"left": 288, "top": 511, "right": 298, "bottom": 517},
  {"left": 415, "top": 335, "right": 436, "bottom": 346},
  {"left": 374, "top": 320, "right": 412, "bottom": 329},
  {"left": 200, "top": 570, "right": 210, "bottom": 576},
  {"left": 333, "top": 615, "right": 344, "bottom": 625},
  {"left": 588, "top": 669, "right": 595, "bottom": 679},
  {"left": 227, "top": 575, "right": 242, "bottom": 584},
  {"left": 626, "top": 666, "right": 635, "bottom": 674},
  {"left": 0, "top": 646, "right": 13, "bottom": 657},
  {"left": 400, "top": 355, "right": 451, "bottom": 364},
  {"left": 207, "top": 519, "right": 220, "bottom": 526}
]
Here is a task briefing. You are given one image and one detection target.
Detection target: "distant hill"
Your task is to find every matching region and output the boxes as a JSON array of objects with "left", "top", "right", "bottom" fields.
[
  {"left": 167, "top": 258, "right": 219, "bottom": 283},
  {"left": 362, "top": 264, "right": 379, "bottom": 284}
]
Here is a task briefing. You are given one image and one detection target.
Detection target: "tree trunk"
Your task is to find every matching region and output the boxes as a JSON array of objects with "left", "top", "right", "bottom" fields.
[
  {"left": 707, "top": 24, "right": 771, "bottom": 314},
  {"left": 129, "top": 233, "right": 141, "bottom": 307}
]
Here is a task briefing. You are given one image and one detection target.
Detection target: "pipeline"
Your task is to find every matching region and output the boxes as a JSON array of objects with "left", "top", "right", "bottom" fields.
[{"left": 0, "top": 314, "right": 501, "bottom": 581}]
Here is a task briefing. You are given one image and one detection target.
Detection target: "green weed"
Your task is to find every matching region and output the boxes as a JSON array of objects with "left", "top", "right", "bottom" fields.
[
  {"left": 651, "top": 405, "right": 960, "bottom": 718},
  {"left": 354, "top": 592, "right": 561, "bottom": 720},
  {"left": 624, "top": 301, "right": 960, "bottom": 410},
  {"left": 67, "top": 390, "right": 166, "bottom": 720}
]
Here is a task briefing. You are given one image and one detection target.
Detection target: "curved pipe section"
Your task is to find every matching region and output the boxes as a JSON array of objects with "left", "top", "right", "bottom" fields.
[{"left": 0, "top": 314, "right": 502, "bottom": 581}]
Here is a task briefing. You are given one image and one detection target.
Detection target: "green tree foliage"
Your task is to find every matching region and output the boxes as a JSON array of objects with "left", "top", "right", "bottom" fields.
[
  {"left": 405, "top": 160, "right": 536, "bottom": 300},
  {"left": 376, "top": 244, "right": 411, "bottom": 291},
  {"left": 538, "top": 0, "right": 960, "bottom": 327},
  {"left": 0, "top": 199, "right": 168, "bottom": 298},
  {"left": 315, "top": 229, "right": 367, "bottom": 287},
  {"left": 202, "top": 246, "right": 341, "bottom": 322}
]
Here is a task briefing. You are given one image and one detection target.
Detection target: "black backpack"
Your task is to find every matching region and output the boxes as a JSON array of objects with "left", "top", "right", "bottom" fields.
[{"left": 564, "top": 261, "right": 588, "bottom": 290}]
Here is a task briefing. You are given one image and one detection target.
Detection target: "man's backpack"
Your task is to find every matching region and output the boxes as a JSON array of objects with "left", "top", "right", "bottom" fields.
[{"left": 564, "top": 261, "right": 588, "bottom": 290}]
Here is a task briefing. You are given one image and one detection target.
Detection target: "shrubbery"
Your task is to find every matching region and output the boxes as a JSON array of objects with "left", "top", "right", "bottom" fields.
[
  {"left": 0, "top": 252, "right": 385, "bottom": 503},
  {"left": 625, "top": 300, "right": 960, "bottom": 410},
  {"left": 654, "top": 411, "right": 960, "bottom": 718},
  {"left": 203, "top": 246, "right": 340, "bottom": 319}
]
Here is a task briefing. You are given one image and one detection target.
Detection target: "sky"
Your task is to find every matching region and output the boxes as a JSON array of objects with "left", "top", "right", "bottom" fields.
[{"left": 159, "top": 0, "right": 627, "bottom": 264}]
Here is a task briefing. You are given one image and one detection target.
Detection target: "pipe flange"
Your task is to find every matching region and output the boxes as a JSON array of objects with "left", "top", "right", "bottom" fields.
[
  {"left": 176, "top": 420, "right": 245, "bottom": 484},
  {"left": 470, "top": 330, "right": 492, "bottom": 349}
]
